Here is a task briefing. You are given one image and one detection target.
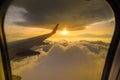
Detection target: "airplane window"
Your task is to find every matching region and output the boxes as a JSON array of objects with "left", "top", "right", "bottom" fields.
[{"left": 4, "top": 0, "right": 115, "bottom": 80}]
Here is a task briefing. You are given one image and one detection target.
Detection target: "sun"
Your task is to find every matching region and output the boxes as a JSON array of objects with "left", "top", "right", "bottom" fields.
[{"left": 61, "top": 28, "right": 69, "bottom": 35}]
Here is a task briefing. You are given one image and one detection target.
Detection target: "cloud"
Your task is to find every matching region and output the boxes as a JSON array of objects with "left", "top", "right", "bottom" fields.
[
  {"left": 80, "top": 34, "right": 112, "bottom": 38},
  {"left": 5, "top": 6, "right": 27, "bottom": 25},
  {"left": 11, "top": 40, "right": 109, "bottom": 80},
  {"left": 6, "top": 0, "right": 114, "bottom": 30}
]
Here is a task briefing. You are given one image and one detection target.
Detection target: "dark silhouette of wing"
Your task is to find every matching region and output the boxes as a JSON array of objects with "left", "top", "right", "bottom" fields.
[{"left": 8, "top": 24, "right": 59, "bottom": 60}]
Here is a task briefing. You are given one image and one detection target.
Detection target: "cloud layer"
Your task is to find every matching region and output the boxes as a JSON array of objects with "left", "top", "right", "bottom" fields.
[
  {"left": 11, "top": 40, "right": 109, "bottom": 80},
  {"left": 6, "top": 0, "right": 114, "bottom": 30}
]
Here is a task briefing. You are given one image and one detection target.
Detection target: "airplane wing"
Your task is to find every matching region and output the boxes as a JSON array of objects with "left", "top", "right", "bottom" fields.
[
  {"left": 8, "top": 24, "right": 59, "bottom": 60},
  {"left": 51, "top": 24, "right": 59, "bottom": 34}
]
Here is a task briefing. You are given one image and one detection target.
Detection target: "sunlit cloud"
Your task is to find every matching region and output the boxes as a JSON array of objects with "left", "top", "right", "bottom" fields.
[{"left": 11, "top": 40, "right": 108, "bottom": 80}]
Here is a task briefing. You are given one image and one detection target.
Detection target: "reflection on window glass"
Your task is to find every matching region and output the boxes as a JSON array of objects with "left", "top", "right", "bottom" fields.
[{"left": 4, "top": 0, "right": 115, "bottom": 80}]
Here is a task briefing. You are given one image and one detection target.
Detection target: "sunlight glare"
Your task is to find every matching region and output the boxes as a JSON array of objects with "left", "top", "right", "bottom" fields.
[{"left": 61, "top": 28, "right": 69, "bottom": 35}]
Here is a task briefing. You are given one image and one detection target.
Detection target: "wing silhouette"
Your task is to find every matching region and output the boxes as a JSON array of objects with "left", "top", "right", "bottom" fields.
[{"left": 8, "top": 24, "right": 59, "bottom": 60}]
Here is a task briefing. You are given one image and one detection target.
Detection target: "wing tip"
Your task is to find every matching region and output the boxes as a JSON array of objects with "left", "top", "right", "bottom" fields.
[{"left": 51, "top": 24, "right": 59, "bottom": 34}]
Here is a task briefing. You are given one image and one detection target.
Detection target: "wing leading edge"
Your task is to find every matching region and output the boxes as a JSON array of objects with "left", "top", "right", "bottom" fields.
[{"left": 8, "top": 24, "right": 59, "bottom": 60}]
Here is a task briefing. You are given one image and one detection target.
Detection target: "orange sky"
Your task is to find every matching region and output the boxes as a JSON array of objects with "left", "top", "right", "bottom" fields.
[{"left": 5, "top": 18, "right": 115, "bottom": 43}]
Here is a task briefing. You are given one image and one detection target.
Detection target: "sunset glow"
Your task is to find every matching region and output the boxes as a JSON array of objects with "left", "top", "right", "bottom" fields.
[{"left": 61, "top": 28, "right": 69, "bottom": 35}]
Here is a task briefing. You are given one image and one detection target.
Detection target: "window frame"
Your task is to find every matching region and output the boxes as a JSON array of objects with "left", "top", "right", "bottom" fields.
[
  {"left": 101, "top": 0, "right": 120, "bottom": 80},
  {"left": 0, "top": 0, "right": 120, "bottom": 80},
  {"left": 0, "top": 0, "right": 13, "bottom": 80}
]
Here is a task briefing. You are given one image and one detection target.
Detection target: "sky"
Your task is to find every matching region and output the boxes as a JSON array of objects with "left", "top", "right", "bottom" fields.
[
  {"left": 4, "top": 0, "right": 116, "bottom": 80},
  {"left": 4, "top": 0, "right": 115, "bottom": 42}
]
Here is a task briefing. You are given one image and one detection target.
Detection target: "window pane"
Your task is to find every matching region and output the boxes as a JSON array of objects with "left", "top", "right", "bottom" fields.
[{"left": 4, "top": 0, "right": 115, "bottom": 80}]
